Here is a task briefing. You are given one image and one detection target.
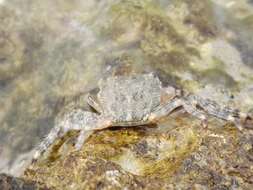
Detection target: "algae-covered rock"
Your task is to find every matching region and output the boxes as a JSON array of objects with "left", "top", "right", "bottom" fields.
[
  {"left": 23, "top": 112, "right": 253, "bottom": 189},
  {"left": 0, "top": 173, "right": 49, "bottom": 190},
  {"left": 184, "top": 0, "right": 218, "bottom": 38},
  {"left": 0, "top": 7, "right": 25, "bottom": 81},
  {"left": 108, "top": 0, "right": 188, "bottom": 57}
]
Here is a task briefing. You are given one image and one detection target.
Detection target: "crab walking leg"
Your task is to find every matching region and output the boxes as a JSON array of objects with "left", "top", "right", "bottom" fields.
[
  {"left": 75, "top": 130, "right": 94, "bottom": 150},
  {"left": 74, "top": 119, "right": 112, "bottom": 150},
  {"left": 186, "top": 95, "right": 247, "bottom": 129},
  {"left": 33, "top": 109, "right": 100, "bottom": 161},
  {"left": 148, "top": 98, "right": 184, "bottom": 122},
  {"left": 182, "top": 100, "right": 208, "bottom": 127},
  {"left": 148, "top": 98, "right": 207, "bottom": 126},
  {"left": 33, "top": 124, "right": 65, "bottom": 161}
]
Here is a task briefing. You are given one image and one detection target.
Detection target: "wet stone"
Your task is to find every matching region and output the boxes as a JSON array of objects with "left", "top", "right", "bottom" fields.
[
  {"left": 0, "top": 173, "right": 49, "bottom": 190},
  {"left": 23, "top": 113, "right": 253, "bottom": 189}
]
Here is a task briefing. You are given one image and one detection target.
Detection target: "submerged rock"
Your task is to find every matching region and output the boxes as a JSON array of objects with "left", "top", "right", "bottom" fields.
[{"left": 0, "top": 7, "right": 25, "bottom": 82}]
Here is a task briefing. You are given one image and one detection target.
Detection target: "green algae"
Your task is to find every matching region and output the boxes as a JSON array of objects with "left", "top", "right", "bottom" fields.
[
  {"left": 110, "top": 0, "right": 166, "bottom": 21},
  {"left": 0, "top": 8, "right": 25, "bottom": 81},
  {"left": 198, "top": 68, "right": 238, "bottom": 88},
  {"left": 109, "top": 0, "right": 186, "bottom": 54},
  {"left": 106, "top": 0, "right": 223, "bottom": 81},
  {"left": 148, "top": 50, "right": 190, "bottom": 72},
  {"left": 140, "top": 14, "right": 186, "bottom": 55},
  {"left": 107, "top": 0, "right": 194, "bottom": 74},
  {"left": 184, "top": 0, "right": 217, "bottom": 38},
  {"left": 242, "top": 14, "right": 253, "bottom": 27}
]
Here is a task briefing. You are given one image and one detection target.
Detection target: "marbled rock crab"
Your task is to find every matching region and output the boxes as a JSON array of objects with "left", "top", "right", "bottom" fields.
[{"left": 33, "top": 73, "right": 251, "bottom": 160}]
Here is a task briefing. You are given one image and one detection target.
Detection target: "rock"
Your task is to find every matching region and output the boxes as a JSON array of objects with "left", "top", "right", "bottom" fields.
[
  {"left": 23, "top": 113, "right": 253, "bottom": 189},
  {"left": 0, "top": 173, "right": 49, "bottom": 190}
]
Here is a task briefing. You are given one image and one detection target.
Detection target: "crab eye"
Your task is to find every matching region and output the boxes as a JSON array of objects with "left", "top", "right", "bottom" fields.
[{"left": 133, "top": 92, "right": 143, "bottom": 101}]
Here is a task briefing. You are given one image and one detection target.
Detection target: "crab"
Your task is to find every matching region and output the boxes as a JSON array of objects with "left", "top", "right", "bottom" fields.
[{"left": 33, "top": 73, "right": 251, "bottom": 160}]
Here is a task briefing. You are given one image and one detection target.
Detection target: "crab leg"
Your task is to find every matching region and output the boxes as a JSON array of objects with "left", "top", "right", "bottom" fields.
[
  {"left": 148, "top": 98, "right": 207, "bottom": 126},
  {"left": 75, "top": 130, "right": 94, "bottom": 150},
  {"left": 33, "top": 123, "right": 65, "bottom": 161},
  {"left": 185, "top": 94, "right": 249, "bottom": 130},
  {"left": 182, "top": 99, "right": 208, "bottom": 126},
  {"left": 148, "top": 98, "right": 183, "bottom": 122},
  {"left": 74, "top": 118, "right": 112, "bottom": 150},
  {"left": 32, "top": 109, "right": 100, "bottom": 161}
]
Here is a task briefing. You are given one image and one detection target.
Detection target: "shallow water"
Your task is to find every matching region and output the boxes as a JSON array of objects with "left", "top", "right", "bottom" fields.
[{"left": 0, "top": 0, "right": 253, "bottom": 176}]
